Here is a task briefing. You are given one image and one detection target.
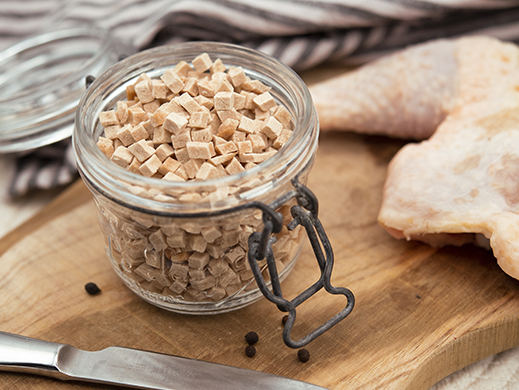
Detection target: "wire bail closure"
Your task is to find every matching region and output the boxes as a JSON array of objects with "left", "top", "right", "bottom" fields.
[{"left": 247, "top": 177, "right": 355, "bottom": 348}]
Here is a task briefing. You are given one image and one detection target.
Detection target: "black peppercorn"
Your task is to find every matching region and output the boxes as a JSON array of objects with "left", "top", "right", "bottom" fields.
[
  {"left": 245, "top": 345, "right": 256, "bottom": 358},
  {"left": 85, "top": 282, "right": 101, "bottom": 295},
  {"left": 282, "top": 315, "right": 288, "bottom": 326},
  {"left": 245, "top": 331, "right": 259, "bottom": 345},
  {"left": 297, "top": 348, "right": 310, "bottom": 362}
]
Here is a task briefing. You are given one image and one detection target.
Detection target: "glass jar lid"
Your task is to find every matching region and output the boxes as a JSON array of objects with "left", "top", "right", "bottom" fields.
[{"left": 0, "top": 25, "right": 135, "bottom": 153}]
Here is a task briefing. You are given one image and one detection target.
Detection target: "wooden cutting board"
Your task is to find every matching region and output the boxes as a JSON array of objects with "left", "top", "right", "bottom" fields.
[{"left": 1, "top": 131, "right": 519, "bottom": 390}]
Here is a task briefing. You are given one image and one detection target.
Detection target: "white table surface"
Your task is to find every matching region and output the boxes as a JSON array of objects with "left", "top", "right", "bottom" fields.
[{"left": 1, "top": 153, "right": 519, "bottom": 390}]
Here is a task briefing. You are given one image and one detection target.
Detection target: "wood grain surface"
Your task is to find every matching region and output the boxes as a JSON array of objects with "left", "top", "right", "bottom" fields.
[{"left": 1, "top": 131, "right": 519, "bottom": 390}]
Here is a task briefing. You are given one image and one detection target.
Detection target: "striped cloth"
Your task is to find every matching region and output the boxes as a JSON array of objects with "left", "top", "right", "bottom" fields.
[{"left": 4, "top": 0, "right": 519, "bottom": 196}]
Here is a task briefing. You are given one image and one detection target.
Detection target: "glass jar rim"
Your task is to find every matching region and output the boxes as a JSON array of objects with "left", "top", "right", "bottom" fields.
[
  {"left": 74, "top": 41, "right": 318, "bottom": 215},
  {"left": 0, "top": 24, "right": 133, "bottom": 153}
]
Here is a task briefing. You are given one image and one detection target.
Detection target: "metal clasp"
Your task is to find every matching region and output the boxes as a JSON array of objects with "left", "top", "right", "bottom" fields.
[{"left": 248, "top": 177, "right": 355, "bottom": 348}]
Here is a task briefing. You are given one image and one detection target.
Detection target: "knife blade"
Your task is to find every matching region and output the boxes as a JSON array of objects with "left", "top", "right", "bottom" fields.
[{"left": 0, "top": 331, "right": 328, "bottom": 390}]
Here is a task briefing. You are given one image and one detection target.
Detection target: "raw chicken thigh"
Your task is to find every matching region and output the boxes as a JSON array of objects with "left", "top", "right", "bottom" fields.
[
  {"left": 309, "top": 36, "right": 519, "bottom": 280},
  {"left": 379, "top": 95, "right": 519, "bottom": 280},
  {"left": 310, "top": 36, "right": 519, "bottom": 140}
]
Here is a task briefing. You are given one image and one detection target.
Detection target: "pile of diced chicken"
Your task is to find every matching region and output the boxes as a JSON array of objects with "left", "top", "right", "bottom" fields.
[{"left": 96, "top": 53, "right": 293, "bottom": 183}]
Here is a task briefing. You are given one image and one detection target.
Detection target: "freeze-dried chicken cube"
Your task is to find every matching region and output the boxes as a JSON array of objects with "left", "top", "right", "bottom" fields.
[
  {"left": 192, "top": 52, "right": 212, "bottom": 73},
  {"left": 139, "top": 154, "right": 162, "bottom": 177},
  {"left": 99, "top": 110, "right": 119, "bottom": 127},
  {"left": 186, "top": 142, "right": 215, "bottom": 160},
  {"left": 164, "top": 112, "right": 188, "bottom": 134},
  {"left": 111, "top": 146, "right": 133, "bottom": 168},
  {"left": 128, "top": 139, "right": 155, "bottom": 162},
  {"left": 97, "top": 137, "right": 114, "bottom": 157},
  {"left": 253, "top": 91, "right": 276, "bottom": 111}
]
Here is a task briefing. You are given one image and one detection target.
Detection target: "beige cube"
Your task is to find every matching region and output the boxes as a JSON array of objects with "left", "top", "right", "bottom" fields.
[
  {"left": 150, "top": 126, "right": 169, "bottom": 144},
  {"left": 217, "top": 108, "right": 241, "bottom": 123},
  {"left": 191, "top": 128, "right": 212, "bottom": 143},
  {"left": 171, "top": 131, "right": 191, "bottom": 149},
  {"left": 111, "top": 146, "right": 133, "bottom": 168},
  {"left": 241, "top": 91, "right": 257, "bottom": 110},
  {"left": 201, "top": 226, "right": 222, "bottom": 244},
  {"left": 212, "top": 135, "right": 227, "bottom": 145},
  {"left": 178, "top": 92, "right": 201, "bottom": 114},
  {"left": 155, "top": 143, "right": 174, "bottom": 162},
  {"left": 194, "top": 95, "right": 213, "bottom": 110},
  {"left": 183, "top": 159, "right": 204, "bottom": 179},
  {"left": 139, "top": 154, "right": 162, "bottom": 177},
  {"left": 192, "top": 52, "right": 212, "bottom": 73},
  {"left": 197, "top": 79, "right": 216, "bottom": 98},
  {"left": 242, "top": 79, "right": 270, "bottom": 94},
  {"left": 134, "top": 79, "right": 154, "bottom": 104},
  {"left": 238, "top": 153, "right": 254, "bottom": 163},
  {"left": 214, "top": 77, "right": 233, "bottom": 93},
  {"left": 233, "top": 92, "right": 246, "bottom": 110},
  {"left": 97, "top": 137, "right": 114, "bottom": 157},
  {"left": 255, "top": 107, "right": 270, "bottom": 120},
  {"left": 182, "top": 77, "right": 199, "bottom": 97},
  {"left": 228, "top": 66, "right": 247, "bottom": 88},
  {"left": 164, "top": 112, "right": 188, "bottom": 134},
  {"left": 116, "top": 124, "right": 135, "bottom": 146},
  {"left": 162, "top": 172, "right": 185, "bottom": 182},
  {"left": 186, "top": 142, "right": 215, "bottom": 160},
  {"left": 273, "top": 105, "right": 292, "bottom": 127},
  {"left": 99, "top": 110, "right": 119, "bottom": 127},
  {"left": 158, "top": 157, "right": 182, "bottom": 175},
  {"left": 128, "top": 158, "right": 142, "bottom": 173},
  {"left": 188, "top": 234, "right": 207, "bottom": 253},
  {"left": 103, "top": 125, "right": 120, "bottom": 140},
  {"left": 149, "top": 104, "right": 172, "bottom": 127},
  {"left": 215, "top": 141, "right": 238, "bottom": 155},
  {"left": 247, "top": 133, "right": 266, "bottom": 152},
  {"left": 261, "top": 116, "right": 283, "bottom": 139},
  {"left": 273, "top": 128, "right": 293, "bottom": 149},
  {"left": 151, "top": 79, "right": 168, "bottom": 99},
  {"left": 188, "top": 251, "right": 210, "bottom": 269},
  {"left": 128, "top": 105, "right": 148, "bottom": 125},
  {"left": 175, "top": 165, "right": 189, "bottom": 180},
  {"left": 214, "top": 92, "right": 234, "bottom": 111},
  {"left": 232, "top": 130, "right": 246, "bottom": 143},
  {"left": 175, "top": 148, "right": 190, "bottom": 164},
  {"left": 128, "top": 139, "right": 155, "bottom": 162},
  {"left": 149, "top": 230, "right": 168, "bottom": 251},
  {"left": 210, "top": 153, "right": 235, "bottom": 166},
  {"left": 217, "top": 118, "right": 239, "bottom": 139},
  {"left": 143, "top": 100, "right": 161, "bottom": 113},
  {"left": 238, "top": 116, "right": 260, "bottom": 134},
  {"left": 189, "top": 110, "right": 211, "bottom": 128},
  {"left": 225, "top": 157, "right": 245, "bottom": 176},
  {"left": 172, "top": 61, "right": 193, "bottom": 77},
  {"left": 161, "top": 69, "right": 185, "bottom": 94},
  {"left": 141, "top": 120, "right": 154, "bottom": 137},
  {"left": 116, "top": 101, "right": 128, "bottom": 124},
  {"left": 253, "top": 91, "right": 276, "bottom": 111},
  {"left": 195, "top": 162, "right": 220, "bottom": 180},
  {"left": 236, "top": 140, "right": 253, "bottom": 155},
  {"left": 130, "top": 123, "right": 149, "bottom": 142},
  {"left": 211, "top": 58, "right": 226, "bottom": 74}
]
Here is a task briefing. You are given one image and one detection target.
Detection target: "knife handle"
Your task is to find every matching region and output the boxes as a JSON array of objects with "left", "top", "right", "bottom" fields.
[{"left": 0, "top": 331, "right": 69, "bottom": 379}]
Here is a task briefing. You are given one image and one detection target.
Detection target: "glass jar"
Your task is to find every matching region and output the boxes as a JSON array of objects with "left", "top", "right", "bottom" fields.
[
  {"left": 0, "top": 25, "right": 134, "bottom": 153},
  {"left": 73, "top": 41, "right": 318, "bottom": 315}
]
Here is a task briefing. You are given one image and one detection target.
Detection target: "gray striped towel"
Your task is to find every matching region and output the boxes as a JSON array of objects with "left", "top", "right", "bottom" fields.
[{"left": 4, "top": 0, "right": 519, "bottom": 197}]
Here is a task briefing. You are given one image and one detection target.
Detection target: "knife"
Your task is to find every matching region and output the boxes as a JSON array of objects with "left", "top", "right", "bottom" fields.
[{"left": 0, "top": 331, "right": 328, "bottom": 389}]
